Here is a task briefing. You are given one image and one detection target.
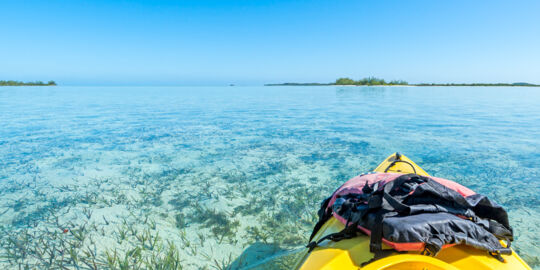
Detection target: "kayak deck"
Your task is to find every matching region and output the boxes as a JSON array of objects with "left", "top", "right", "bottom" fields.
[{"left": 294, "top": 153, "right": 531, "bottom": 270}]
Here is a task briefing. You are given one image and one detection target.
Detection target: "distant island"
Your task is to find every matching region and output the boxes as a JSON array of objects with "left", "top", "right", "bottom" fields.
[
  {"left": 266, "top": 77, "right": 407, "bottom": 86},
  {"left": 266, "top": 77, "right": 540, "bottom": 87},
  {"left": 0, "top": 80, "right": 57, "bottom": 86}
]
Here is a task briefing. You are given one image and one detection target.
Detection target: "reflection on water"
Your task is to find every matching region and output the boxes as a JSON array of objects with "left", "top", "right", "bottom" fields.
[{"left": 0, "top": 86, "right": 539, "bottom": 269}]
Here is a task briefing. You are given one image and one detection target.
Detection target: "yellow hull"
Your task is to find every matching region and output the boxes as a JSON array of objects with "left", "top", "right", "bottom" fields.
[{"left": 294, "top": 153, "right": 531, "bottom": 270}]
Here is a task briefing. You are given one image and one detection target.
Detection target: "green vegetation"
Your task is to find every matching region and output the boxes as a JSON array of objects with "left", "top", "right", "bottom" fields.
[
  {"left": 0, "top": 80, "right": 57, "bottom": 86},
  {"left": 266, "top": 77, "right": 540, "bottom": 87},
  {"left": 335, "top": 77, "right": 408, "bottom": 86},
  {"left": 266, "top": 77, "right": 407, "bottom": 86}
]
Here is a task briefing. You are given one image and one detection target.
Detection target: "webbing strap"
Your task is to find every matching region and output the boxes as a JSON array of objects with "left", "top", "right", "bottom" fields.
[
  {"left": 307, "top": 224, "right": 358, "bottom": 252},
  {"left": 382, "top": 191, "right": 410, "bottom": 214},
  {"left": 369, "top": 212, "right": 385, "bottom": 253},
  {"left": 308, "top": 196, "right": 332, "bottom": 242}
]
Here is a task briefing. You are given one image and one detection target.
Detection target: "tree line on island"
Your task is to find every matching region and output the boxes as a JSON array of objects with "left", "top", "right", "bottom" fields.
[
  {"left": 334, "top": 77, "right": 408, "bottom": 85},
  {"left": 0, "top": 80, "right": 57, "bottom": 86},
  {"left": 265, "top": 77, "right": 408, "bottom": 86},
  {"left": 266, "top": 77, "right": 540, "bottom": 87}
]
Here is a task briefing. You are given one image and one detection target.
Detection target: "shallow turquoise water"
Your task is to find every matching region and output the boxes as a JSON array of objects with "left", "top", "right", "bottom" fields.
[{"left": 0, "top": 86, "right": 539, "bottom": 269}]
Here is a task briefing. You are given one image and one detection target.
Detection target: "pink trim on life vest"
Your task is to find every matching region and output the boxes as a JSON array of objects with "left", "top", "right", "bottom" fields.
[
  {"left": 430, "top": 176, "right": 475, "bottom": 197},
  {"left": 327, "top": 173, "right": 476, "bottom": 211}
]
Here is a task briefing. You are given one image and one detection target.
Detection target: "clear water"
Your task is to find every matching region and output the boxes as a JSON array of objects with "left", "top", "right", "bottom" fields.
[{"left": 0, "top": 86, "right": 539, "bottom": 269}]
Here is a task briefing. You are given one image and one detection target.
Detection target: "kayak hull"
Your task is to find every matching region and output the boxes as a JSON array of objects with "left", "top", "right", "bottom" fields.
[{"left": 294, "top": 153, "right": 531, "bottom": 270}]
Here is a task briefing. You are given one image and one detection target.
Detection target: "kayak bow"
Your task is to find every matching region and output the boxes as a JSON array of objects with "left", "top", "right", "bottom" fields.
[{"left": 293, "top": 153, "right": 531, "bottom": 270}]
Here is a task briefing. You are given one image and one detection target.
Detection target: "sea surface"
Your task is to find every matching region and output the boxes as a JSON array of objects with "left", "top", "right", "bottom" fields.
[{"left": 0, "top": 86, "right": 539, "bottom": 269}]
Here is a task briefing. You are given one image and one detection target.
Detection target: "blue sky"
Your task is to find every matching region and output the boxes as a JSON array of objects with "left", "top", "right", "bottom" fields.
[{"left": 1, "top": 0, "right": 539, "bottom": 85}]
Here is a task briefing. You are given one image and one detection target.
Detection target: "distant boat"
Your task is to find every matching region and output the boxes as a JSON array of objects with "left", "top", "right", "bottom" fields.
[{"left": 229, "top": 84, "right": 235, "bottom": 86}]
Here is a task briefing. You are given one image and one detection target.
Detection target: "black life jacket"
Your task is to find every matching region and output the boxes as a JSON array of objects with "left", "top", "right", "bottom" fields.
[{"left": 307, "top": 173, "right": 513, "bottom": 263}]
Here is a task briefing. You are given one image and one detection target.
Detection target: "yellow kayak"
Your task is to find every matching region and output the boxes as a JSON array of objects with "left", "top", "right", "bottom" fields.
[{"left": 293, "top": 153, "right": 531, "bottom": 270}]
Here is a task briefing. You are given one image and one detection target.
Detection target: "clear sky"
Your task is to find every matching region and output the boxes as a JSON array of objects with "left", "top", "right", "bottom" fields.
[{"left": 1, "top": 0, "right": 539, "bottom": 85}]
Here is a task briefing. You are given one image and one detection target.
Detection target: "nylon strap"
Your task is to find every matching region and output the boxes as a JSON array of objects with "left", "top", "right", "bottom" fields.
[
  {"left": 308, "top": 196, "right": 332, "bottom": 242},
  {"left": 307, "top": 224, "right": 358, "bottom": 252}
]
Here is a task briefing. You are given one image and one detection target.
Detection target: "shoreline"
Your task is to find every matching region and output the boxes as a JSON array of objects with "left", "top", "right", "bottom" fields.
[
  {"left": 0, "top": 80, "right": 57, "bottom": 87},
  {"left": 266, "top": 77, "right": 540, "bottom": 87}
]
